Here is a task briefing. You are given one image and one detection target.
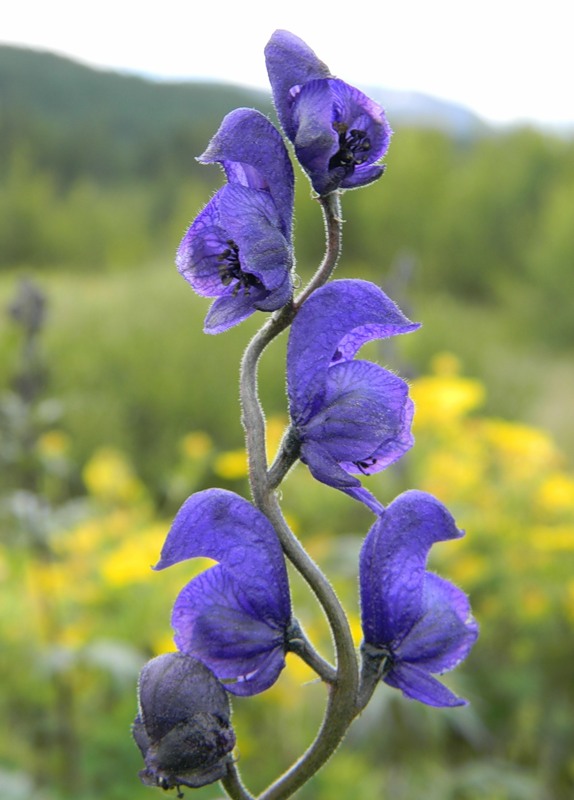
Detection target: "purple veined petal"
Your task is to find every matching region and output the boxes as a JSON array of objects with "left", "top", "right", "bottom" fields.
[
  {"left": 298, "top": 438, "right": 385, "bottom": 513},
  {"left": 287, "top": 280, "right": 419, "bottom": 426},
  {"left": 171, "top": 568, "right": 287, "bottom": 696},
  {"left": 265, "top": 29, "right": 331, "bottom": 142},
  {"left": 203, "top": 289, "right": 262, "bottom": 334},
  {"left": 176, "top": 193, "right": 231, "bottom": 298},
  {"left": 339, "top": 395, "right": 415, "bottom": 476},
  {"left": 359, "top": 491, "right": 464, "bottom": 648},
  {"left": 198, "top": 108, "right": 294, "bottom": 240},
  {"left": 289, "top": 78, "right": 391, "bottom": 195},
  {"left": 155, "top": 489, "right": 291, "bottom": 626},
  {"left": 384, "top": 661, "right": 468, "bottom": 707},
  {"left": 218, "top": 184, "right": 293, "bottom": 293},
  {"left": 302, "top": 360, "right": 413, "bottom": 468},
  {"left": 396, "top": 573, "right": 479, "bottom": 673}
]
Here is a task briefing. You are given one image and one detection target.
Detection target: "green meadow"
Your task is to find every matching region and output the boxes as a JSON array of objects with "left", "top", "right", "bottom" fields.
[{"left": 1, "top": 45, "right": 574, "bottom": 800}]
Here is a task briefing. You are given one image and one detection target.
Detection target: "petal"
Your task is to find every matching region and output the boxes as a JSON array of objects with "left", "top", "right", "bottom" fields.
[
  {"left": 264, "top": 29, "right": 331, "bottom": 142},
  {"left": 289, "top": 79, "right": 391, "bottom": 195},
  {"left": 172, "top": 568, "right": 286, "bottom": 696},
  {"left": 287, "top": 280, "right": 419, "bottom": 426},
  {"left": 218, "top": 184, "right": 293, "bottom": 292},
  {"left": 396, "top": 573, "right": 478, "bottom": 672},
  {"left": 384, "top": 662, "right": 468, "bottom": 707},
  {"left": 137, "top": 653, "right": 231, "bottom": 743},
  {"left": 176, "top": 193, "right": 230, "bottom": 298},
  {"left": 155, "top": 489, "right": 291, "bottom": 626},
  {"left": 299, "top": 439, "right": 385, "bottom": 515},
  {"left": 359, "top": 491, "right": 464, "bottom": 647},
  {"left": 302, "top": 360, "right": 413, "bottom": 469},
  {"left": 198, "top": 108, "right": 294, "bottom": 240},
  {"left": 203, "top": 291, "right": 259, "bottom": 334}
]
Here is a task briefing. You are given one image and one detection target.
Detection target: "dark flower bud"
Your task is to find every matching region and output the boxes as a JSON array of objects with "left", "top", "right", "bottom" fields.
[{"left": 133, "top": 653, "right": 236, "bottom": 793}]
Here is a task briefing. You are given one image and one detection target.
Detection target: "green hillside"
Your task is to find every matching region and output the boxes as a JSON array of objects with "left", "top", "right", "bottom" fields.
[{"left": 0, "top": 44, "right": 272, "bottom": 183}]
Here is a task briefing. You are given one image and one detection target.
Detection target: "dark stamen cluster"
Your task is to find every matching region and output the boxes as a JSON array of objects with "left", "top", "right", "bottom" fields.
[
  {"left": 354, "top": 456, "right": 378, "bottom": 475},
  {"left": 217, "top": 240, "right": 263, "bottom": 296},
  {"left": 329, "top": 122, "right": 371, "bottom": 173}
]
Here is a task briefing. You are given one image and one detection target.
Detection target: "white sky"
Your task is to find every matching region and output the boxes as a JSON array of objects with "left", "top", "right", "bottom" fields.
[{"left": 2, "top": 0, "right": 573, "bottom": 127}]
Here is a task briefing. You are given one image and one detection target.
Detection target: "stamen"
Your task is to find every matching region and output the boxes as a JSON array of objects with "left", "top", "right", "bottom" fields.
[
  {"left": 354, "top": 456, "right": 378, "bottom": 475},
  {"left": 329, "top": 122, "right": 372, "bottom": 174},
  {"left": 216, "top": 239, "right": 263, "bottom": 296}
]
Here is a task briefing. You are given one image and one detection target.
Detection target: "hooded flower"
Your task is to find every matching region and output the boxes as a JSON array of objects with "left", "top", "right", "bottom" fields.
[
  {"left": 154, "top": 489, "right": 292, "bottom": 696},
  {"left": 133, "top": 652, "right": 236, "bottom": 791},
  {"left": 359, "top": 491, "right": 479, "bottom": 707},
  {"left": 176, "top": 108, "right": 295, "bottom": 333},
  {"left": 286, "top": 279, "right": 419, "bottom": 513},
  {"left": 265, "top": 30, "right": 392, "bottom": 195}
]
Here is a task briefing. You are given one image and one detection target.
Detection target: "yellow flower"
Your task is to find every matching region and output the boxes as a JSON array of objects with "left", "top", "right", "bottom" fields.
[
  {"left": 536, "top": 472, "right": 574, "bottom": 514},
  {"left": 83, "top": 447, "right": 146, "bottom": 504},
  {"left": 480, "top": 420, "right": 561, "bottom": 488},
  {"left": 213, "top": 449, "right": 248, "bottom": 480},
  {"left": 410, "top": 353, "right": 485, "bottom": 428},
  {"left": 37, "top": 429, "right": 71, "bottom": 458},
  {"left": 179, "top": 431, "right": 212, "bottom": 460}
]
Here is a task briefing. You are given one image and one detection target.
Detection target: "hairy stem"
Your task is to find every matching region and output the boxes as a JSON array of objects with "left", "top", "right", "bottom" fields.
[
  {"left": 238, "top": 190, "right": 359, "bottom": 800},
  {"left": 221, "top": 761, "right": 256, "bottom": 800}
]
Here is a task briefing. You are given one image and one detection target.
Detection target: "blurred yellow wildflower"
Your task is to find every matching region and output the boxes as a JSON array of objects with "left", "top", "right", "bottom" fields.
[
  {"left": 179, "top": 431, "right": 212, "bottom": 460},
  {"left": 411, "top": 352, "right": 485, "bottom": 428},
  {"left": 536, "top": 471, "right": 574, "bottom": 514},
  {"left": 36, "top": 429, "right": 71, "bottom": 458},
  {"left": 214, "top": 449, "right": 248, "bottom": 480},
  {"left": 83, "top": 447, "right": 146, "bottom": 504}
]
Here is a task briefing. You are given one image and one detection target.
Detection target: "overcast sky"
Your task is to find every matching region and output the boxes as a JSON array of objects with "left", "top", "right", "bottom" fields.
[{"left": 2, "top": 0, "right": 572, "bottom": 127}]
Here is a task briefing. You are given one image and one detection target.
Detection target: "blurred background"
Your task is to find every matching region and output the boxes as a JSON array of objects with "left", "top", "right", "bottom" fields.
[{"left": 1, "top": 3, "right": 573, "bottom": 799}]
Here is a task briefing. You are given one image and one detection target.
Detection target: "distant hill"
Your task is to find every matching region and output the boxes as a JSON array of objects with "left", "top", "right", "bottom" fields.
[{"left": 0, "top": 44, "right": 485, "bottom": 185}]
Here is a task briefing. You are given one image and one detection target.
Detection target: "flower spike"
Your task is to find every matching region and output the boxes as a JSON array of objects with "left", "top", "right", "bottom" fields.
[
  {"left": 176, "top": 109, "right": 295, "bottom": 333},
  {"left": 359, "top": 491, "right": 479, "bottom": 707},
  {"left": 265, "top": 30, "right": 392, "bottom": 195}
]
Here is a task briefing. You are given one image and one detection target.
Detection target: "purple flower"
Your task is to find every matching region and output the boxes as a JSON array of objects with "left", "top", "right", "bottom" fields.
[
  {"left": 154, "top": 489, "right": 292, "bottom": 696},
  {"left": 359, "top": 491, "right": 479, "bottom": 707},
  {"left": 176, "top": 109, "right": 294, "bottom": 333},
  {"left": 265, "top": 30, "right": 392, "bottom": 196},
  {"left": 286, "top": 279, "right": 419, "bottom": 513},
  {"left": 133, "top": 653, "right": 235, "bottom": 791}
]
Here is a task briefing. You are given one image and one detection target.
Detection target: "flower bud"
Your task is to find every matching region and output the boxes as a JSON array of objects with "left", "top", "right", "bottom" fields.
[{"left": 133, "top": 653, "right": 236, "bottom": 792}]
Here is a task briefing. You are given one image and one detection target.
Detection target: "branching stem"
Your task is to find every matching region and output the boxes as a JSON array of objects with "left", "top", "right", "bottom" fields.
[{"left": 234, "top": 191, "right": 360, "bottom": 800}]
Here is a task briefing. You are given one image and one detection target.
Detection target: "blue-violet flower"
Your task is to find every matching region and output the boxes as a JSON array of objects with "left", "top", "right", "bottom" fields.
[
  {"left": 286, "top": 279, "right": 419, "bottom": 513},
  {"left": 154, "top": 489, "right": 292, "bottom": 696},
  {"left": 359, "top": 491, "right": 479, "bottom": 707},
  {"left": 176, "top": 108, "right": 294, "bottom": 333},
  {"left": 265, "top": 30, "right": 392, "bottom": 195},
  {"left": 133, "top": 652, "right": 235, "bottom": 791}
]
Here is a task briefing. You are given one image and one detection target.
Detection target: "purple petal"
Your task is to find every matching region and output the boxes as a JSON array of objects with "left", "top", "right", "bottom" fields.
[
  {"left": 289, "top": 78, "right": 391, "bottom": 195},
  {"left": 359, "top": 491, "right": 464, "bottom": 647},
  {"left": 198, "top": 108, "right": 294, "bottom": 240},
  {"left": 155, "top": 489, "right": 291, "bottom": 626},
  {"left": 203, "top": 291, "right": 259, "bottom": 334},
  {"left": 176, "top": 193, "right": 229, "bottom": 297},
  {"left": 218, "top": 184, "right": 293, "bottom": 292},
  {"left": 287, "top": 280, "right": 419, "bottom": 426},
  {"left": 172, "top": 568, "right": 286, "bottom": 697},
  {"left": 302, "top": 359, "right": 413, "bottom": 469},
  {"left": 384, "top": 662, "right": 468, "bottom": 707},
  {"left": 264, "top": 30, "right": 331, "bottom": 141},
  {"left": 396, "top": 573, "right": 479, "bottom": 672}
]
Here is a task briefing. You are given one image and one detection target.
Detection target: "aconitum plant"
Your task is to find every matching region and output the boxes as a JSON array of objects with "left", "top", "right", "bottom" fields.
[{"left": 133, "top": 29, "right": 478, "bottom": 799}]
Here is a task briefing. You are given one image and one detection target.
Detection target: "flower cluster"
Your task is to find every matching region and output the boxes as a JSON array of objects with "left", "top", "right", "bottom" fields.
[{"left": 135, "top": 29, "right": 478, "bottom": 798}]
